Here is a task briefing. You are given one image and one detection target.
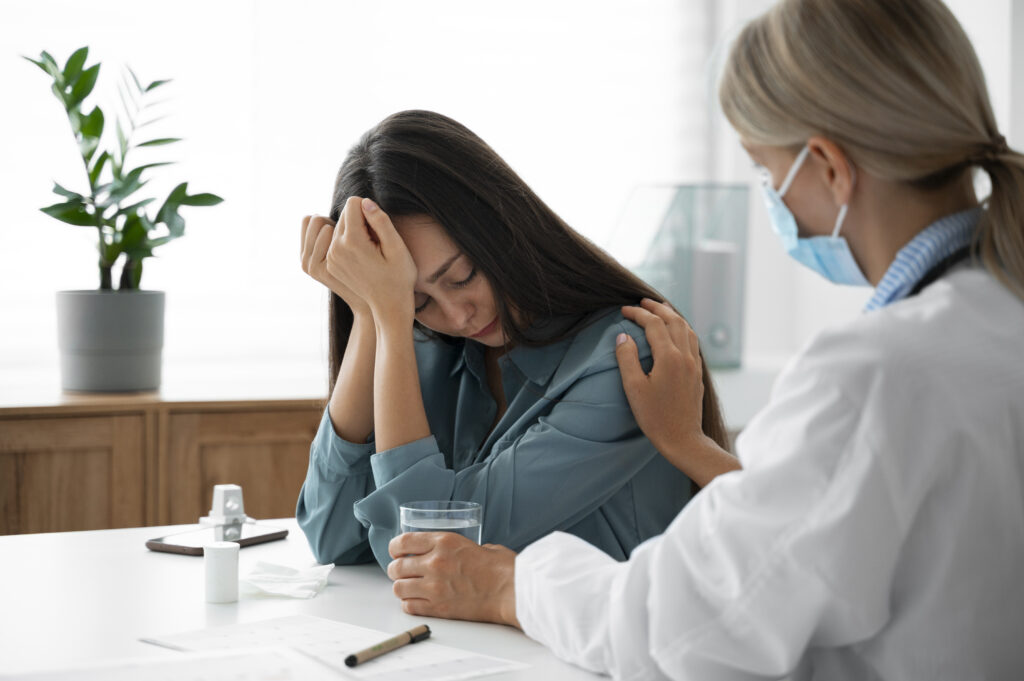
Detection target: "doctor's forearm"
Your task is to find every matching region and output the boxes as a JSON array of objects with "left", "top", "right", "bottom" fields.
[
  {"left": 373, "top": 311, "right": 430, "bottom": 452},
  {"left": 660, "top": 434, "right": 741, "bottom": 488}
]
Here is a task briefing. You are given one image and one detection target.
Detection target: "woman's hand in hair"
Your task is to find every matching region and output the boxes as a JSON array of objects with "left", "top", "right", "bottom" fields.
[
  {"left": 300, "top": 213, "right": 369, "bottom": 317},
  {"left": 616, "top": 299, "right": 740, "bottom": 487},
  {"left": 325, "top": 196, "right": 419, "bottom": 325}
]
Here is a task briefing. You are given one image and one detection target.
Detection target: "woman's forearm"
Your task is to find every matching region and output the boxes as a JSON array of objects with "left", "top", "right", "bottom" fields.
[
  {"left": 327, "top": 312, "right": 377, "bottom": 443},
  {"left": 372, "top": 310, "right": 431, "bottom": 452}
]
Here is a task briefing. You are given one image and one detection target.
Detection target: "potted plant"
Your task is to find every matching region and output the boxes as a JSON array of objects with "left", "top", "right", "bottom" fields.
[{"left": 25, "top": 46, "right": 222, "bottom": 392}]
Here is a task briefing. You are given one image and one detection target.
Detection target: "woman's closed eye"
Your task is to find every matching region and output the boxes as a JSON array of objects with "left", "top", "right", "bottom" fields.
[{"left": 414, "top": 267, "right": 479, "bottom": 313}]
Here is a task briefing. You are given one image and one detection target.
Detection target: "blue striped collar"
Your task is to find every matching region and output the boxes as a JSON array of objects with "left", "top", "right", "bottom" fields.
[{"left": 864, "top": 207, "right": 979, "bottom": 311}]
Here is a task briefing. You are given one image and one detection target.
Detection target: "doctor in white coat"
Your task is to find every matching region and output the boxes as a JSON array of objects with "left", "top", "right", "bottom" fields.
[{"left": 386, "top": 0, "right": 1024, "bottom": 678}]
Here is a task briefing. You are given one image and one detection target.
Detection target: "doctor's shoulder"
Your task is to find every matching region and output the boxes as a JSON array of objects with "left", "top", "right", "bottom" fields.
[{"left": 785, "top": 266, "right": 1024, "bottom": 411}]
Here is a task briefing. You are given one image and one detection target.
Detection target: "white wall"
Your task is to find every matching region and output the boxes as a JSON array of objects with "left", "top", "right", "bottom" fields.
[{"left": 1, "top": 0, "right": 1018, "bottom": 380}]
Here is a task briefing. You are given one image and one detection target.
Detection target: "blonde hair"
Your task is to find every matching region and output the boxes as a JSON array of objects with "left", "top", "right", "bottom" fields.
[{"left": 719, "top": 0, "right": 1024, "bottom": 299}]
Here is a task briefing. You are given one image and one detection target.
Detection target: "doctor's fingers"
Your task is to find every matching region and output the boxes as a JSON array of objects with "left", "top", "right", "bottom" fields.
[
  {"left": 639, "top": 298, "right": 699, "bottom": 359},
  {"left": 621, "top": 305, "right": 687, "bottom": 372}
]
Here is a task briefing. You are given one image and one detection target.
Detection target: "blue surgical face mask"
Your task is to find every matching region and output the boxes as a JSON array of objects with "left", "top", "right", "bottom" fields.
[{"left": 759, "top": 145, "right": 870, "bottom": 286}]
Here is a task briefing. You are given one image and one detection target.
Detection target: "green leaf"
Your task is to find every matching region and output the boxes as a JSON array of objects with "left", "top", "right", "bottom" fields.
[
  {"left": 67, "top": 109, "right": 82, "bottom": 135},
  {"left": 52, "top": 182, "right": 83, "bottom": 200},
  {"left": 119, "top": 214, "right": 148, "bottom": 248},
  {"left": 137, "top": 137, "right": 181, "bottom": 147},
  {"left": 117, "top": 83, "right": 137, "bottom": 125},
  {"left": 67, "top": 63, "right": 100, "bottom": 110},
  {"left": 145, "top": 78, "right": 171, "bottom": 92},
  {"left": 115, "top": 197, "right": 156, "bottom": 216},
  {"left": 89, "top": 151, "right": 110, "bottom": 187},
  {"left": 99, "top": 240, "right": 123, "bottom": 268},
  {"left": 23, "top": 56, "right": 54, "bottom": 77},
  {"left": 181, "top": 192, "right": 224, "bottom": 207},
  {"left": 132, "top": 161, "right": 175, "bottom": 172},
  {"left": 79, "top": 135, "right": 100, "bottom": 163},
  {"left": 80, "top": 106, "right": 104, "bottom": 138},
  {"left": 63, "top": 47, "right": 89, "bottom": 83},
  {"left": 107, "top": 166, "right": 147, "bottom": 204},
  {"left": 40, "top": 51, "right": 60, "bottom": 75},
  {"left": 41, "top": 200, "right": 95, "bottom": 226},
  {"left": 126, "top": 65, "right": 143, "bottom": 94},
  {"left": 116, "top": 119, "right": 129, "bottom": 161},
  {"left": 136, "top": 114, "right": 169, "bottom": 129},
  {"left": 157, "top": 182, "right": 189, "bottom": 235}
]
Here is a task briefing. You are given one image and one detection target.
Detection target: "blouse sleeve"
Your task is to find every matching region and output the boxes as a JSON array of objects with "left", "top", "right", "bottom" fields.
[{"left": 295, "top": 408, "right": 378, "bottom": 565}]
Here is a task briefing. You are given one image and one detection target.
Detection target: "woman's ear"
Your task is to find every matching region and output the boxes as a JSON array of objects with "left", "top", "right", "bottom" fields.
[{"left": 806, "top": 135, "right": 856, "bottom": 207}]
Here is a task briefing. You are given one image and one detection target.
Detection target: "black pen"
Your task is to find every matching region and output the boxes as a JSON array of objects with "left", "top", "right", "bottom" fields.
[{"left": 345, "top": 624, "right": 432, "bottom": 667}]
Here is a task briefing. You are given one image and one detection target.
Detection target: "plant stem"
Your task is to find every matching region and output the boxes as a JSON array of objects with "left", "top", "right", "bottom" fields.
[
  {"left": 118, "top": 259, "right": 136, "bottom": 290},
  {"left": 100, "top": 265, "right": 112, "bottom": 290}
]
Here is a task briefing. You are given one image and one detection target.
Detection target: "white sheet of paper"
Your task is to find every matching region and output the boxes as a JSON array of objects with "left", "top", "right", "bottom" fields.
[
  {"left": 142, "top": 615, "right": 528, "bottom": 680},
  {"left": 5, "top": 647, "right": 339, "bottom": 681}
]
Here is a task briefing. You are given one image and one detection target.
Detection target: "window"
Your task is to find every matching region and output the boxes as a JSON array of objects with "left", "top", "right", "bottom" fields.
[{"left": 2, "top": 0, "right": 715, "bottom": 375}]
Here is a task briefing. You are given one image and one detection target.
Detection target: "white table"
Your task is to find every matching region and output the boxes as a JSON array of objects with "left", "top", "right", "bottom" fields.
[{"left": 0, "top": 519, "right": 599, "bottom": 679}]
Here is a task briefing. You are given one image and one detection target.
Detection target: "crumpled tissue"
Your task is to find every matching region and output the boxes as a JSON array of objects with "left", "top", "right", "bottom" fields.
[{"left": 239, "top": 561, "right": 334, "bottom": 599}]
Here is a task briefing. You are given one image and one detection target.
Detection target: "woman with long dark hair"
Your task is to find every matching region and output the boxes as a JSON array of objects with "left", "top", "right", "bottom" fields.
[{"left": 296, "top": 110, "right": 735, "bottom": 569}]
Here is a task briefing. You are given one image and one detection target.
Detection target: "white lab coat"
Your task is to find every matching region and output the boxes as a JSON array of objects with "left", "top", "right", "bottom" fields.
[{"left": 515, "top": 266, "right": 1024, "bottom": 680}]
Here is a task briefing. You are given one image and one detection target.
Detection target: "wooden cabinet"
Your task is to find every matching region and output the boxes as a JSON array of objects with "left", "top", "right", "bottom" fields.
[
  {"left": 160, "top": 407, "right": 319, "bottom": 525},
  {"left": 0, "top": 414, "right": 146, "bottom": 534},
  {"left": 0, "top": 395, "right": 324, "bottom": 535}
]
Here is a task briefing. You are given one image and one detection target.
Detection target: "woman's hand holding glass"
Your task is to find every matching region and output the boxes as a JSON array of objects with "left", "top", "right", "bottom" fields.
[
  {"left": 387, "top": 532, "right": 520, "bottom": 628},
  {"left": 325, "top": 196, "right": 418, "bottom": 326}
]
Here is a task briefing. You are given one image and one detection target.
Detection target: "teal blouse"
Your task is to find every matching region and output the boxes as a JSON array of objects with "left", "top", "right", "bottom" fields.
[{"left": 296, "top": 307, "right": 695, "bottom": 569}]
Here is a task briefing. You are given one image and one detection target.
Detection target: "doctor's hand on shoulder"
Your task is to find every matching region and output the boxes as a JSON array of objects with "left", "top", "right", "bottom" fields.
[
  {"left": 325, "top": 196, "right": 418, "bottom": 324},
  {"left": 616, "top": 298, "right": 741, "bottom": 488}
]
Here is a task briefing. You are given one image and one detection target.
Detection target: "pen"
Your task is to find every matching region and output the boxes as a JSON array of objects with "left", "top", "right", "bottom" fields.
[{"left": 345, "top": 624, "right": 432, "bottom": 667}]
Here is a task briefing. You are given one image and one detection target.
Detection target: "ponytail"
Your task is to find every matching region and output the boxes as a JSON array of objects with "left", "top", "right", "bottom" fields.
[{"left": 977, "top": 149, "right": 1024, "bottom": 299}]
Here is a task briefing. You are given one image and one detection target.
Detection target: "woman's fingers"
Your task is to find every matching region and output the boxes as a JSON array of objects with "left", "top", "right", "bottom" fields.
[
  {"left": 300, "top": 214, "right": 312, "bottom": 254},
  {"left": 388, "top": 531, "right": 441, "bottom": 559},
  {"left": 301, "top": 214, "right": 336, "bottom": 271},
  {"left": 310, "top": 220, "right": 334, "bottom": 265},
  {"left": 360, "top": 198, "right": 403, "bottom": 253},
  {"left": 341, "top": 196, "right": 376, "bottom": 248}
]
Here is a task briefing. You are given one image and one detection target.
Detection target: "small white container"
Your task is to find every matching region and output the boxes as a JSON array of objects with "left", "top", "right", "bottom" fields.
[{"left": 204, "top": 541, "right": 239, "bottom": 603}]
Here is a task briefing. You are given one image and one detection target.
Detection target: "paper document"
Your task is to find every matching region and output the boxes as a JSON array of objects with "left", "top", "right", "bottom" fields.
[
  {"left": 142, "top": 614, "right": 528, "bottom": 680},
  {"left": 3, "top": 647, "right": 338, "bottom": 681}
]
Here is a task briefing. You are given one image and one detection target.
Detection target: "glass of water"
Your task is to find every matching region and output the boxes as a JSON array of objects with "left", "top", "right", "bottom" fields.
[{"left": 399, "top": 500, "right": 482, "bottom": 544}]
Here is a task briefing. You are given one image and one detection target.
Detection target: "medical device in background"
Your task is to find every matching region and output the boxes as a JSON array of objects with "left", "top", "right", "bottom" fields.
[{"left": 607, "top": 184, "right": 748, "bottom": 367}]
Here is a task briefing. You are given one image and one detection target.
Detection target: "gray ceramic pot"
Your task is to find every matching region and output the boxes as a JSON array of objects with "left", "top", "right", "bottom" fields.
[{"left": 56, "top": 290, "right": 165, "bottom": 392}]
